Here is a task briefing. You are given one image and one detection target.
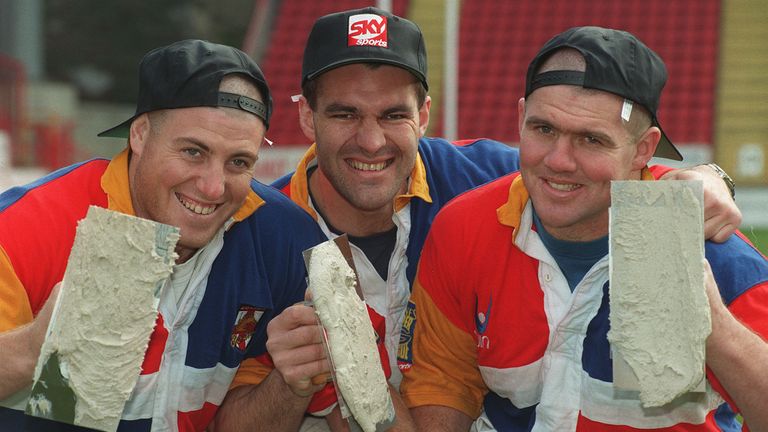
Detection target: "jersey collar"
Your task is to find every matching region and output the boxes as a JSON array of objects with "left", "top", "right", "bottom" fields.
[
  {"left": 290, "top": 143, "right": 432, "bottom": 218},
  {"left": 496, "top": 168, "right": 654, "bottom": 239}
]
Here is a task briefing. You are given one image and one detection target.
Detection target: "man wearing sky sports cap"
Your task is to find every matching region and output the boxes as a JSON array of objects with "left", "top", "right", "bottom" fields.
[
  {"left": 400, "top": 26, "right": 768, "bottom": 431},
  {"left": 0, "top": 39, "right": 324, "bottom": 431},
  {"left": 215, "top": 7, "right": 743, "bottom": 432}
]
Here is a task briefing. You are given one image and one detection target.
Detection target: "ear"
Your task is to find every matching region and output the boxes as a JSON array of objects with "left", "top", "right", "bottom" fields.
[
  {"left": 297, "top": 96, "right": 317, "bottom": 143},
  {"left": 418, "top": 95, "right": 431, "bottom": 136},
  {"left": 517, "top": 97, "right": 526, "bottom": 137},
  {"left": 129, "top": 114, "right": 151, "bottom": 157},
  {"left": 631, "top": 126, "right": 661, "bottom": 170}
]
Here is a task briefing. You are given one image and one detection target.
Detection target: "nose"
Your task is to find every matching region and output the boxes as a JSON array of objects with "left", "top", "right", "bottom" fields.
[
  {"left": 544, "top": 136, "right": 577, "bottom": 173},
  {"left": 356, "top": 118, "right": 387, "bottom": 155},
  {"left": 196, "top": 163, "right": 226, "bottom": 200}
]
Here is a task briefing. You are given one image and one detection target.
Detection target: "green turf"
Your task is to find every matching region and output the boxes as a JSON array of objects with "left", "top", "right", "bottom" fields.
[{"left": 742, "top": 226, "right": 768, "bottom": 254}]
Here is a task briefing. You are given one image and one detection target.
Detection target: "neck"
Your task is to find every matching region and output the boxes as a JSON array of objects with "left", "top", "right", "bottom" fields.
[
  {"left": 544, "top": 217, "right": 609, "bottom": 242},
  {"left": 308, "top": 168, "right": 397, "bottom": 237},
  {"left": 175, "top": 246, "right": 196, "bottom": 264}
]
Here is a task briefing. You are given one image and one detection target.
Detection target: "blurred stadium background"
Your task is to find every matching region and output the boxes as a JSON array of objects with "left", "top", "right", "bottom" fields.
[{"left": 0, "top": 0, "right": 766, "bottom": 250}]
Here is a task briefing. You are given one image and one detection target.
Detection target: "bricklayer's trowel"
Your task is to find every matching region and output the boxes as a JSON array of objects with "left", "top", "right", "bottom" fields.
[{"left": 303, "top": 235, "right": 396, "bottom": 432}]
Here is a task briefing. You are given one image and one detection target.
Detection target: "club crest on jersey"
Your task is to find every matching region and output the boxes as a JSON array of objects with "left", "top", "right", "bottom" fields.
[
  {"left": 397, "top": 300, "right": 416, "bottom": 372},
  {"left": 230, "top": 305, "right": 265, "bottom": 351},
  {"left": 348, "top": 13, "right": 388, "bottom": 47}
]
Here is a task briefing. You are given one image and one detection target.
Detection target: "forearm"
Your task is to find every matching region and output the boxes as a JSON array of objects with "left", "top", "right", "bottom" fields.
[
  {"left": 411, "top": 405, "right": 472, "bottom": 432},
  {"left": 211, "top": 369, "right": 311, "bottom": 431},
  {"left": 324, "top": 384, "right": 415, "bottom": 431},
  {"left": 0, "top": 323, "right": 40, "bottom": 399},
  {"left": 707, "top": 307, "right": 768, "bottom": 430},
  {"left": 389, "top": 385, "right": 416, "bottom": 431}
]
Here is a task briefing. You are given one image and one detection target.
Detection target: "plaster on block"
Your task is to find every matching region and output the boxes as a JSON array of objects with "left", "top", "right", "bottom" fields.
[
  {"left": 608, "top": 181, "right": 710, "bottom": 408},
  {"left": 26, "top": 206, "right": 179, "bottom": 431},
  {"left": 308, "top": 240, "right": 394, "bottom": 432}
]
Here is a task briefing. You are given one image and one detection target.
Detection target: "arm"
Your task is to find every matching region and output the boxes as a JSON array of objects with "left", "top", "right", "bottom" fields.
[
  {"left": 325, "top": 384, "right": 416, "bottom": 432},
  {"left": 704, "top": 261, "right": 768, "bottom": 430},
  {"left": 400, "top": 219, "right": 489, "bottom": 426},
  {"left": 402, "top": 285, "right": 483, "bottom": 430},
  {"left": 657, "top": 164, "right": 741, "bottom": 242},
  {"left": 411, "top": 406, "right": 472, "bottom": 432},
  {"left": 0, "top": 282, "right": 60, "bottom": 400},
  {"left": 211, "top": 303, "right": 329, "bottom": 431},
  {"left": 212, "top": 369, "right": 313, "bottom": 431}
]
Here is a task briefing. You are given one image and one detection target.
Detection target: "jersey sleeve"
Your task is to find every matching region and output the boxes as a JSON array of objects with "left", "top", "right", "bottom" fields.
[
  {"left": 399, "top": 209, "right": 488, "bottom": 419},
  {"left": 647, "top": 164, "right": 674, "bottom": 179},
  {"left": 0, "top": 245, "right": 33, "bottom": 332},
  {"left": 705, "top": 280, "right": 768, "bottom": 410},
  {"left": 703, "top": 235, "right": 768, "bottom": 411}
]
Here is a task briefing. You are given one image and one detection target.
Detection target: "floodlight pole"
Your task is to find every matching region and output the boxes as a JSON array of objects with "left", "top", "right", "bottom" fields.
[
  {"left": 444, "top": 0, "right": 459, "bottom": 141},
  {"left": 376, "top": 0, "right": 392, "bottom": 12}
]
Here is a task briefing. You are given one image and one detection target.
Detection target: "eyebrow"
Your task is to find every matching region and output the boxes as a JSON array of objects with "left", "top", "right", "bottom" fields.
[
  {"left": 323, "top": 102, "right": 413, "bottom": 116},
  {"left": 382, "top": 105, "right": 414, "bottom": 116},
  {"left": 324, "top": 103, "right": 358, "bottom": 114},
  {"left": 525, "top": 115, "right": 615, "bottom": 144}
]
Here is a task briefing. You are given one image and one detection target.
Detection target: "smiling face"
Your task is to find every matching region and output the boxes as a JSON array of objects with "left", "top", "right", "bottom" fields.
[
  {"left": 517, "top": 85, "right": 658, "bottom": 241},
  {"left": 298, "top": 63, "right": 430, "bottom": 235},
  {"left": 127, "top": 78, "right": 266, "bottom": 262}
]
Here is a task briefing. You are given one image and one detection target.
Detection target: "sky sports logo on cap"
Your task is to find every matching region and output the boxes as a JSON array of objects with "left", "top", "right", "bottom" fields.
[{"left": 348, "top": 13, "right": 388, "bottom": 47}]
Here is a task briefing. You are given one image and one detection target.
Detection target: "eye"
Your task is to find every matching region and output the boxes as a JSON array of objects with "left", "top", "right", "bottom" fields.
[
  {"left": 231, "top": 158, "right": 252, "bottom": 169},
  {"left": 536, "top": 125, "right": 553, "bottom": 135},
  {"left": 183, "top": 148, "right": 202, "bottom": 157},
  {"left": 584, "top": 135, "right": 602, "bottom": 145},
  {"left": 384, "top": 112, "right": 409, "bottom": 121},
  {"left": 331, "top": 113, "right": 356, "bottom": 120}
]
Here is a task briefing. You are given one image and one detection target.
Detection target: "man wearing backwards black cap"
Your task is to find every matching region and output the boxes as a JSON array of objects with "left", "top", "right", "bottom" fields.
[
  {"left": 401, "top": 26, "right": 768, "bottom": 431},
  {"left": 216, "top": 7, "right": 741, "bottom": 432},
  {"left": 0, "top": 39, "right": 324, "bottom": 431}
]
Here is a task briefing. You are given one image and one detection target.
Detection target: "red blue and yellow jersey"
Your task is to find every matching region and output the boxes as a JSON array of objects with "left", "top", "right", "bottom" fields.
[
  {"left": 400, "top": 171, "right": 768, "bottom": 431},
  {"left": 0, "top": 150, "right": 325, "bottom": 431},
  {"left": 232, "top": 136, "right": 523, "bottom": 414}
]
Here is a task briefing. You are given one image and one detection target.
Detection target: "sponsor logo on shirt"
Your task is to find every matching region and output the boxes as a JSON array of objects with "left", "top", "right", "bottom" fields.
[
  {"left": 475, "top": 296, "right": 492, "bottom": 349},
  {"left": 348, "top": 13, "right": 388, "bottom": 47},
  {"left": 230, "top": 305, "right": 265, "bottom": 351},
  {"left": 397, "top": 300, "right": 416, "bottom": 372}
]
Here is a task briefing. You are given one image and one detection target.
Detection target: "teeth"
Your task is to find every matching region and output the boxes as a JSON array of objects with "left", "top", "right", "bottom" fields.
[
  {"left": 350, "top": 160, "right": 387, "bottom": 171},
  {"left": 548, "top": 181, "right": 579, "bottom": 192},
  {"left": 178, "top": 196, "right": 216, "bottom": 215}
]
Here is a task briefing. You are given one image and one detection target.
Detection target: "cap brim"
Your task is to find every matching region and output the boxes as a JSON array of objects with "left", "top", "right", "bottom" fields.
[
  {"left": 97, "top": 117, "right": 134, "bottom": 139},
  {"left": 652, "top": 119, "right": 683, "bottom": 161},
  {"left": 305, "top": 58, "right": 428, "bottom": 90}
]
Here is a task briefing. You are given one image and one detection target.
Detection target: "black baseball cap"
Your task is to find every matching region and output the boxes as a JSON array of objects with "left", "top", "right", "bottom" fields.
[
  {"left": 525, "top": 26, "right": 682, "bottom": 161},
  {"left": 98, "top": 39, "right": 272, "bottom": 138},
  {"left": 302, "top": 7, "right": 428, "bottom": 90}
]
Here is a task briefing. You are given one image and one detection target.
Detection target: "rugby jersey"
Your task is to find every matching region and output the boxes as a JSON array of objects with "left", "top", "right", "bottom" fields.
[
  {"left": 231, "top": 137, "right": 522, "bottom": 413},
  {"left": 400, "top": 171, "right": 768, "bottom": 431},
  {"left": 0, "top": 149, "right": 325, "bottom": 431}
]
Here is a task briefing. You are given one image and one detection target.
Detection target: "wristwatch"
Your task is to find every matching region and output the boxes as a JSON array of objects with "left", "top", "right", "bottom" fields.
[{"left": 707, "top": 163, "right": 736, "bottom": 199}]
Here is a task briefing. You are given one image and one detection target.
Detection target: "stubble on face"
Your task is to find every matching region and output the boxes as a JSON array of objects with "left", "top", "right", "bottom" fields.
[
  {"left": 128, "top": 106, "right": 264, "bottom": 262},
  {"left": 306, "top": 65, "right": 427, "bottom": 232},
  {"left": 518, "top": 86, "right": 647, "bottom": 241}
]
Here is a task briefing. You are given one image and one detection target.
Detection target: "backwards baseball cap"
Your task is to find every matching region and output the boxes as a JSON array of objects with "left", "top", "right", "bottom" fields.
[
  {"left": 525, "top": 26, "right": 682, "bottom": 161},
  {"left": 301, "top": 7, "right": 428, "bottom": 90},
  {"left": 98, "top": 39, "right": 272, "bottom": 138}
]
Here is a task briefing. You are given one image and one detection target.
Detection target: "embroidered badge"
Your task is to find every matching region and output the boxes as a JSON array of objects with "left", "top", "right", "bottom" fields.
[
  {"left": 230, "top": 305, "right": 265, "bottom": 351},
  {"left": 397, "top": 300, "right": 416, "bottom": 372}
]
